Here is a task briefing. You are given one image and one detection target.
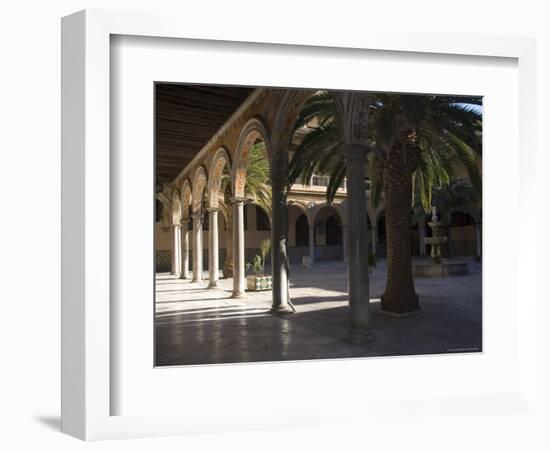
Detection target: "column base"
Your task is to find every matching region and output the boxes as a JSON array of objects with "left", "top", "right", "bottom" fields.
[
  {"left": 232, "top": 291, "right": 246, "bottom": 299},
  {"left": 270, "top": 304, "right": 294, "bottom": 315},
  {"left": 346, "top": 329, "right": 376, "bottom": 344},
  {"left": 170, "top": 272, "right": 181, "bottom": 278},
  {"left": 208, "top": 281, "right": 220, "bottom": 289}
]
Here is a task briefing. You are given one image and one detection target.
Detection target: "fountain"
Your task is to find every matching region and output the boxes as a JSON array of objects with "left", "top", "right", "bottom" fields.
[
  {"left": 412, "top": 206, "right": 469, "bottom": 277},
  {"left": 424, "top": 206, "right": 447, "bottom": 264}
]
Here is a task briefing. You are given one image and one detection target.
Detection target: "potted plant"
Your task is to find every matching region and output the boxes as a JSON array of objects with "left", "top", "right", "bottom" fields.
[{"left": 246, "top": 239, "right": 272, "bottom": 291}]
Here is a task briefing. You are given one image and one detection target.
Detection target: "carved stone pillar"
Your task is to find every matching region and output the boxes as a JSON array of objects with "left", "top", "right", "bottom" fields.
[
  {"left": 170, "top": 223, "right": 182, "bottom": 277},
  {"left": 232, "top": 198, "right": 246, "bottom": 297},
  {"left": 342, "top": 224, "right": 348, "bottom": 263},
  {"left": 336, "top": 91, "right": 372, "bottom": 337},
  {"left": 342, "top": 144, "right": 371, "bottom": 332},
  {"left": 192, "top": 212, "right": 203, "bottom": 282},
  {"left": 208, "top": 208, "right": 219, "bottom": 288},
  {"left": 180, "top": 218, "right": 190, "bottom": 279},
  {"left": 270, "top": 177, "right": 292, "bottom": 313}
]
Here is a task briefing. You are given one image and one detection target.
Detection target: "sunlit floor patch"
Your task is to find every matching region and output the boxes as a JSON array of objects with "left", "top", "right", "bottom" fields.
[{"left": 155, "top": 259, "right": 482, "bottom": 366}]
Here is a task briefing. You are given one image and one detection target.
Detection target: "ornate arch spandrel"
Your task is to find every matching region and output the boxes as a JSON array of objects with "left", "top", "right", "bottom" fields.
[
  {"left": 191, "top": 166, "right": 208, "bottom": 214},
  {"left": 170, "top": 189, "right": 182, "bottom": 225},
  {"left": 207, "top": 147, "right": 232, "bottom": 209},
  {"left": 180, "top": 179, "right": 193, "bottom": 221},
  {"left": 232, "top": 117, "right": 271, "bottom": 198}
]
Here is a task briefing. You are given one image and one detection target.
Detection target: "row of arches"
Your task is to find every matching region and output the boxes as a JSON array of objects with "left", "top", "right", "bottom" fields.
[{"left": 159, "top": 89, "right": 382, "bottom": 330}]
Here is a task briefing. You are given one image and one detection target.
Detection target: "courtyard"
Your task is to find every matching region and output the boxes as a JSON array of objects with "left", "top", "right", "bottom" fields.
[{"left": 155, "top": 259, "right": 482, "bottom": 366}]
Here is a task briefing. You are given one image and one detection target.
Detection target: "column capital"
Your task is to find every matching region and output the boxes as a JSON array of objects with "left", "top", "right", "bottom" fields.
[
  {"left": 206, "top": 207, "right": 220, "bottom": 213},
  {"left": 191, "top": 212, "right": 202, "bottom": 220},
  {"left": 170, "top": 222, "right": 182, "bottom": 228},
  {"left": 229, "top": 196, "right": 248, "bottom": 205},
  {"left": 181, "top": 217, "right": 190, "bottom": 225}
]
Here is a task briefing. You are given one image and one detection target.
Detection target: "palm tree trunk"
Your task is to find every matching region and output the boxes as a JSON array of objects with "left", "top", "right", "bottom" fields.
[
  {"left": 380, "top": 143, "right": 419, "bottom": 314},
  {"left": 223, "top": 206, "right": 233, "bottom": 278}
]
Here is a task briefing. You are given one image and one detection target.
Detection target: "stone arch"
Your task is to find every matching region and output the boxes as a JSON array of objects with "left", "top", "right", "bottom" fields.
[
  {"left": 180, "top": 179, "right": 193, "bottom": 221},
  {"left": 207, "top": 147, "right": 232, "bottom": 209},
  {"left": 232, "top": 118, "right": 271, "bottom": 198},
  {"left": 312, "top": 203, "right": 344, "bottom": 247},
  {"left": 192, "top": 166, "right": 208, "bottom": 214},
  {"left": 311, "top": 202, "right": 345, "bottom": 225},
  {"left": 287, "top": 200, "right": 310, "bottom": 225},
  {"left": 270, "top": 89, "right": 347, "bottom": 179},
  {"left": 170, "top": 189, "right": 182, "bottom": 225}
]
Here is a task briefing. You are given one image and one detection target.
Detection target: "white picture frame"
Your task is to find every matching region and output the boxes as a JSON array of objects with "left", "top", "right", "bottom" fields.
[{"left": 61, "top": 9, "right": 538, "bottom": 441}]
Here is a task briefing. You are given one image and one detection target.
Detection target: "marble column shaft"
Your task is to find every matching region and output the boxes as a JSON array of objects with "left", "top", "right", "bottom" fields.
[
  {"left": 192, "top": 213, "right": 203, "bottom": 282},
  {"left": 343, "top": 144, "right": 370, "bottom": 331},
  {"left": 208, "top": 208, "right": 219, "bottom": 288},
  {"left": 270, "top": 178, "right": 291, "bottom": 312},
  {"left": 232, "top": 199, "right": 246, "bottom": 297},
  {"left": 342, "top": 224, "right": 348, "bottom": 263},
  {"left": 180, "top": 219, "right": 190, "bottom": 279},
  {"left": 170, "top": 223, "right": 182, "bottom": 276}
]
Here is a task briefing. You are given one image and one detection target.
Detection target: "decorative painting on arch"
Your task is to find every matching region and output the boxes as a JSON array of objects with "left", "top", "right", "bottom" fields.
[{"left": 154, "top": 84, "right": 483, "bottom": 366}]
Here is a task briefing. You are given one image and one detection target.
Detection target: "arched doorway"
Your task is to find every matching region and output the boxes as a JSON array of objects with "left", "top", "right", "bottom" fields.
[
  {"left": 295, "top": 214, "right": 309, "bottom": 247},
  {"left": 325, "top": 215, "right": 343, "bottom": 245},
  {"left": 231, "top": 119, "right": 271, "bottom": 297},
  {"left": 313, "top": 204, "right": 344, "bottom": 261}
]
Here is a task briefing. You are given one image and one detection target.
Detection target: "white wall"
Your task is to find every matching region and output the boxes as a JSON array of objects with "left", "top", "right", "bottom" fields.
[{"left": 1, "top": 1, "right": 549, "bottom": 450}]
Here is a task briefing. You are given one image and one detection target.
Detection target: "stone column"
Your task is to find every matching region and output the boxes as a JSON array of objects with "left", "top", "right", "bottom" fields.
[
  {"left": 475, "top": 221, "right": 482, "bottom": 257},
  {"left": 419, "top": 217, "right": 426, "bottom": 257},
  {"left": 308, "top": 225, "right": 315, "bottom": 265},
  {"left": 342, "top": 224, "right": 348, "bottom": 263},
  {"left": 208, "top": 208, "right": 219, "bottom": 288},
  {"left": 192, "top": 212, "right": 203, "bottom": 282},
  {"left": 180, "top": 219, "right": 190, "bottom": 279},
  {"left": 270, "top": 178, "right": 292, "bottom": 313},
  {"left": 232, "top": 198, "right": 246, "bottom": 297},
  {"left": 343, "top": 144, "right": 370, "bottom": 333},
  {"left": 371, "top": 225, "right": 377, "bottom": 257},
  {"left": 170, "top": 223, "right": 182, "bottom": 277}
]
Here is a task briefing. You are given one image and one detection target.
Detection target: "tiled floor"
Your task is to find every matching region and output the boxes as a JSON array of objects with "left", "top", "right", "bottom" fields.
[{"left": 155, "top": 259, "right": 482, "bottom": 366}]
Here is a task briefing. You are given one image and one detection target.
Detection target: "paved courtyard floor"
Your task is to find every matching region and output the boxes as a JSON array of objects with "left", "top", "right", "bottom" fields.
[{"left": 155, "top": 259, "right": 482, "bottom": 366}]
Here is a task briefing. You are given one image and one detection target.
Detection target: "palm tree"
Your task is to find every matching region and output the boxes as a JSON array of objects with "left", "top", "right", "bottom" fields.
[
  {"left": 288, "top": 91, "right": 482, "bottom": 314},
  {"left": 221, "top": 142, "right": 271, "bottom": 277},
  {"left": 413, "top": 178, "right": 480, "bottom": 224}
]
